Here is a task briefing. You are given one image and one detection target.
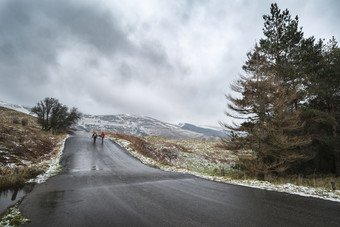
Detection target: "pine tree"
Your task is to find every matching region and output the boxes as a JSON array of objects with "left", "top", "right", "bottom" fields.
[
  {"left": 246, "top": 3, "right": 304, "bottom": 91},
  {"left": 221, "top": 4, "right": 314, "bottom": 178},
  {"left": 221, "top": 60, "right": 313, "bottom": 177}
]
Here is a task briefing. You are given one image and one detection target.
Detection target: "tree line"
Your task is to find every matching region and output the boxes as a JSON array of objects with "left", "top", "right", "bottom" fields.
[
  {"left": 31, "top": 97, "right": 82, "bottom": 134},
  {"left": 221, "top": 3, "right": 340, "bottom": 178}
]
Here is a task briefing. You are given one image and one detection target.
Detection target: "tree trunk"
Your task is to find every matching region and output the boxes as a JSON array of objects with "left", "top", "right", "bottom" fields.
[{"left": 330, "top": 106, "right": 340, "bottom": 177}]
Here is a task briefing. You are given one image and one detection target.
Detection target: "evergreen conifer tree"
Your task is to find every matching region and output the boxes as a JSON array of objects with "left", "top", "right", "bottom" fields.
[
  {"left": 302, "top": 38, "right": 340, "bottom": 175},
  {"left": 221, "top": 3, "right": 314, "bottom": 178}
]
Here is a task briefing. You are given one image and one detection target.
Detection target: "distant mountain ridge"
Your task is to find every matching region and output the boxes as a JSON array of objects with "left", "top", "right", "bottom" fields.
[
  {"left": 78, "top": 114, "right": 225, "bottom": 140},
  {"left": 0, "top": 100, "right": 226, "bottom": 140},
  {"left": 179, "top": 123, "right": 227, "bottom": 138},
  {"left": 0, "top": 100, "right": 32, "bottom": 115}
]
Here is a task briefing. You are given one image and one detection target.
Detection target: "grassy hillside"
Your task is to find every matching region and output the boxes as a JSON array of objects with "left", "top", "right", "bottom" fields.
[{"left": 0, "top": 107, "right": 66, "bottom": 189}]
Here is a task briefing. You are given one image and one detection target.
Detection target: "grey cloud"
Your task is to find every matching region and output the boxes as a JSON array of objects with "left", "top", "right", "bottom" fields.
[
  {"left": 0, "top": 0, "right": 178, "bottom": 85},
  {"left": 119, "top": 62, "right": 133, "bottom": 78},
  {"left": 47, "top": 2, "right": 130, "bottom": 55},
  {"left": 139, "top": 40, "right": 170, "bottom": 68},
  {"left": 0, "top": 0, "right": 135, "bottom": 106},
  {"left": 0, "top": 0, "right": 131, "bottom": 74},
  {"left": 1, "top": 0, "right": 339, "bottom": 127}
]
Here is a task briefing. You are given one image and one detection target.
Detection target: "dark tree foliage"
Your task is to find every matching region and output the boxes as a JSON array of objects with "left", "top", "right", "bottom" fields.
[
  {"left": 31, "top": 97, "right": 82, "bottom": 134},
  {"left": 302, "top": 38, "right": 340, "bottom": 176},
  {"left": 221, "top": 3, "right": 325, "bottom": 178},
  {"left": 244, "top": 3, "right": 305, "bottom": 96}
]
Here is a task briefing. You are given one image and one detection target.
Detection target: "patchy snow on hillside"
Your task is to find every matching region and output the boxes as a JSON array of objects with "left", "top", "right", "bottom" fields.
[
  {"left": 27, "top": 135, "right": 68, "bottom": 184},
  {"left": 1, "top": 100, "right": 225, "bottom": 140},
  {"left": 0, "top": 101, "right": 31, "bottom": 115},
  {"left": 79, "top": 114, "right": 218, "bottom": 140}
]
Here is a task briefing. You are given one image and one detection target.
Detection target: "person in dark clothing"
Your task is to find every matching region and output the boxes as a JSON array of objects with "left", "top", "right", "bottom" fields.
[
  {"left": 92, "top": 132, "right": 98, "bottom": 144},
  {"left": 100, "top": 131, "right": 105, "bottom": 144}
]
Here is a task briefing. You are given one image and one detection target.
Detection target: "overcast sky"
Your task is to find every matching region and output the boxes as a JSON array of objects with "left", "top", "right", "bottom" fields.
[{"left": 0, "top": 0, "right": 339, "bottom": 127}]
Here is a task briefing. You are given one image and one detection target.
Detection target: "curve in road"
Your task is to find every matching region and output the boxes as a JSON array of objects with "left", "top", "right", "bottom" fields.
[{"left": 20, "top": 132, "right": 340, "bottom": 226}]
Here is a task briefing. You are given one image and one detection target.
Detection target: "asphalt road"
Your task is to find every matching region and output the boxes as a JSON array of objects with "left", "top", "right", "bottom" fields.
[{"left": 20, "top": 132, "right": 340, "bottom": 226}]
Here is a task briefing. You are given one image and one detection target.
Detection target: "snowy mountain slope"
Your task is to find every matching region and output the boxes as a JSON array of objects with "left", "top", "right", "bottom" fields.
[
  {"left": 78, "top": 114, "right": 223, "bottom": 140},
  {"left": 0, "top": 100, "right": 226, "bottom": 140},
  {"left": 0, "top": 100, "right": 31, "bottom": 115},
  {"left": 179, "top": 123, "right": 228, "bottom": 138}
]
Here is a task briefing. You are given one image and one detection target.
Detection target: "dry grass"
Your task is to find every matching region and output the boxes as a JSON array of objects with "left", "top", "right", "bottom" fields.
[
  {"left": 144, "top": 136, "right": 237, "bottom": 164},
  {"left": 0, "top": 166, "right": 44, "bottom": 189},
  {"left": 0, "top": 124, "right": 57, "bottom": 165},
  {"left": 109, "top": 134, "right": 233, "bottom": 176},
  {"left": 0, "top": 107, "right": 66, "bottom": 190},
  {"left": 109, "top": 133, "right": 187, "bottom": 165},
  {"left": 144, "top": 137, "right": 236, "bottom": 176},
  {"left": 0, "top": 107, "right": 38, "bottom": 128}
]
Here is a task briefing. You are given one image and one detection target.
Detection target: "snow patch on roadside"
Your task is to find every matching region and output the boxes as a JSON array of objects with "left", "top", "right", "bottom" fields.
[
  {"left": 0, "top": 205, "right": 30, "bottom": 227},
  {"left": 112, "top": 137, "right": 340, "bottom": 203},
  {"left": 114, "top": 138, "right": 159, "bottom": 167},
  {"left": 26, "top": 135, "right": 69, "bottom": 184},
  {"left": 209, "top": 177, "right": 340, "bottom": 202}
]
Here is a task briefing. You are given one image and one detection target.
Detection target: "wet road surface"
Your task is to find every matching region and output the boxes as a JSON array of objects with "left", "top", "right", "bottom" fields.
[{"left": 20, "top": 132, "right": 340, "bottom": 226}]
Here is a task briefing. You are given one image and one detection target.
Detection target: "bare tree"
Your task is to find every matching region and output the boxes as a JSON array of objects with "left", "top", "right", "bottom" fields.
[{"left": 31, "top": 97, "right": 82, "bottom": 134}]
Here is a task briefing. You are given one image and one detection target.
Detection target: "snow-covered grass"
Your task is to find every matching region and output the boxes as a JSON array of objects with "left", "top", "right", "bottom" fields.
[
  {"left": 143, "top": 136, "right": 236, "bottom": 176},
  {"left": 111, "top": 136, "right": 340, "bottom": 203},
  {"left": 0, "top": 129, "right": 67, "bottom": 189},
  {"left": 0, "top": 205, "right": 30, "bottom": 226},
  {"left": 0, "top": 135, "right": 68, "bottom": 226},
  {"left": 114, "top": 139, "right": 160, "bottom": 167},
  {"left": 26, "top": 135, "right": 68, "bottom": 184}
]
